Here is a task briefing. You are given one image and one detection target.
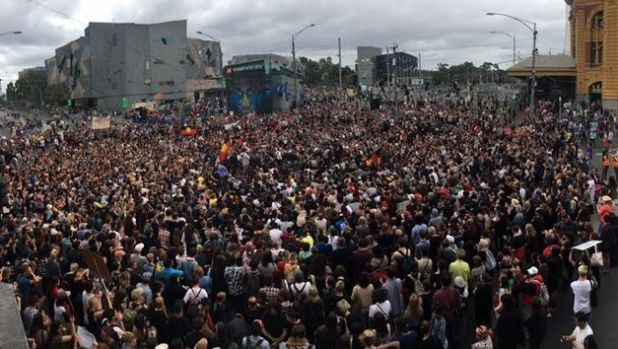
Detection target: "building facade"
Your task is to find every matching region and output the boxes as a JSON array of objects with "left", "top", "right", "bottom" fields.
[
  {"left": 225, "top": 54, "right": 300, "bottom": 114},
  {"left": 356, "top": 46, "right": 382, "bottom": 87},
  {"left": 567, "top": 0, "right": 618, "bottom": 109},
  {"left": 507, "top": 54, "right": 577, "bottom": 104},
  {"left": 45, "top": 20, "right": 222, "bottom": 111},
  {"left": 375, "top": 52, "right": 418, "bottom": 87}
]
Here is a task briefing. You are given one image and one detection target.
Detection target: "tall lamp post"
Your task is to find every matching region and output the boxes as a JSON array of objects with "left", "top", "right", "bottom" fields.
[
  {"left": 0, "top": 32, "right": 21, "bottom": 97},
  {"left": 196, "top": 31, "right": 223, "bottom": 76},
  {"left": 487, "top": 12, "right": 537, "bottom": 119},
  {"left": 291, "top": 23, "right": 316, "bottom": 109},
  {"left": 490, "top": 31, "right": 517, "bottom": 66}
]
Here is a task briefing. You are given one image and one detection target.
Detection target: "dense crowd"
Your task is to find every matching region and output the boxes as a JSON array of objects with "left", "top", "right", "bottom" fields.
[{"left": 0, "top": 95, "right": 613, "bottom": 349}]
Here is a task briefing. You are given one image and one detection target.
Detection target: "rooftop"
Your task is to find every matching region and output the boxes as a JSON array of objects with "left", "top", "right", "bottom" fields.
[{"left": 507, "top": 54, "right": 576, "bottom": 77}]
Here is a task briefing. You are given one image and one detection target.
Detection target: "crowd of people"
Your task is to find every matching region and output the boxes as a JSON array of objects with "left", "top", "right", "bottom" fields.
[{"left": 0, "top": 94, "right": 613, "bottom": 349}]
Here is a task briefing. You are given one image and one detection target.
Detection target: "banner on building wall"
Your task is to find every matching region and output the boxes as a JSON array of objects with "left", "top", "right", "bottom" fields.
[{"left": 91, "top": 116, "right": 111, "bottom": 130}]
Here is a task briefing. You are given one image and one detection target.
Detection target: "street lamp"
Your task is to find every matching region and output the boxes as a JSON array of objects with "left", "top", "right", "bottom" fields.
[
  {"left": 196, "top": 31, "right": 223, "bottom": 76},
  {"left": 490, "top": 31, "right": 517, "bottom": 66},
  {"left": 487, "top": 12, "right": 537, "bottom": 119},
  {"left": 0, "top": 31, "right": 22, "bottom": 37},
  {"left": 291, "top": 23, "right": 316, "bottom": 109}
]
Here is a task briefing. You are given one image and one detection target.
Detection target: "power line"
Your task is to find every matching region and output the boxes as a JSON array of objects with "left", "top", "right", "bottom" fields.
[{"left": 25, "top": 0, "right": 87, "bottom": 25}]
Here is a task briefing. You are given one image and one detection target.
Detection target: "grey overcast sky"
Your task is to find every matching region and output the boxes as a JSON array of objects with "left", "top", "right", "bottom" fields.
[{"left": 0, "top": 0, "right": 568, "bottom": 87}]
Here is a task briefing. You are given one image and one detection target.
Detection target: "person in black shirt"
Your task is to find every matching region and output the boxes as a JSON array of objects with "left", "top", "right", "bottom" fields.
[
  {"left": 525, "top": 299, "right": 547, "bottom": 349},
  {"left": 167, "top": 300, "right": 191, "bottom": 342},
  {"left": 473, "top": 273, "right": 493, "bottom": 326}
]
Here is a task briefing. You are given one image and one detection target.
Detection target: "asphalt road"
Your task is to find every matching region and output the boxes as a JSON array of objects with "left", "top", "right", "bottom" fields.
[
  {"left": 543, "top": 137, "right": 618, "bottom": 349},
  {"left": 543, "top": 267, "right": 617, "bottom": 349},
  {"left": 539, "top": 136, "right": 616, "bottom": 349}
]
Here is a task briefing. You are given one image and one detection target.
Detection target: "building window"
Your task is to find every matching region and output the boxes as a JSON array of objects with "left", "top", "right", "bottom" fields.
[
  {"left": 592, "top": 12, "right": 603, "bottom": 29},
  {"left": 589, "top": 12, "right": 603, "bottom": 65},
  {"left": 589, "top": 42, "right": 603, "bottom": 65}
]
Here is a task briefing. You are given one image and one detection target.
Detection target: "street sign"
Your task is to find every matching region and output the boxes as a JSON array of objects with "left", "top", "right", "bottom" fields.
[
  {"left": 122, "top": 97, "right": 129, "bottom": 109},
  {"left": 67, "top": 99, "right": 72, "bottom": 107}
]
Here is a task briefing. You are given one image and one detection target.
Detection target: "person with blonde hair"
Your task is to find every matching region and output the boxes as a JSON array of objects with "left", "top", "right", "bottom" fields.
[{"left": 403, "top": 293, "right": 423, "bottom": 330}]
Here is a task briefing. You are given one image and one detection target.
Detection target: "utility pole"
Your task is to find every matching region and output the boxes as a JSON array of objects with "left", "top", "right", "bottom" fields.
[
  {"left": 530, "top": 23, "right": 537, "bottom": 120},
  {"left": 391, "top": 42, "right": 398, "bottom": 108},
  {"left": 418, "top": 53, "right": 422, "bottom": 78},
  {"left": 338, "top": 37, "right": 342, "bottom": 91},
  {"left": 291, "top": 24, "right": 316, "bottom": 110},
  {"left": 292, "top": 36, "right": 297, "bottom": 107},
  {"left": 512, "top": 35, "right": 517, "bottom": 66},
  {"left": 386, "top": 46, "right": 390, "bottom": 89}
]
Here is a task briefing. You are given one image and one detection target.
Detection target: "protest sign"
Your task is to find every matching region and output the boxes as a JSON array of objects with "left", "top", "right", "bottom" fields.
[
  {"left": 91, "top": 116, "right": 111, "bottom": 130},
  {"left": 81, "top": 249, "right": 112, "bottom": 281}
]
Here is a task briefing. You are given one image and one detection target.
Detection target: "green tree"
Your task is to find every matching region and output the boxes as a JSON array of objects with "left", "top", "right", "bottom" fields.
[
  {"left": 44, "top": 83, "right": 70, "bottom": 106},
  {"left": 298, "top": 57, "right": 321, "bottom": 85},
  {"left": 299, "top": 56, "right": 356, "bottom": 87},
  {"left": 10, "top": 72, "right": 46, "bottom": 106},
  {"left": 5, "top": 82, "right": 16, "bottom": 102}
]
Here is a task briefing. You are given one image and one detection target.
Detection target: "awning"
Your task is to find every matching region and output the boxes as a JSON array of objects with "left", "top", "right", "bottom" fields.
[{"left": 507, "top": 54, "right": 576, "bottom": 78}]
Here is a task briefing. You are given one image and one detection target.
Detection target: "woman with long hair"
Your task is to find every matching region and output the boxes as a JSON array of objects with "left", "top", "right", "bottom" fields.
[
  {"left": 351, "top": 272, "right": 374, "bottom": 314},
  {"left": 372, "top": 312, "right": 391, "bottom": 345},
  {"left": 258, "top": 250, "right": 276, "bottom": 281},
  {"left": 314, "top": 311, "right": 341, "bottom": 349},
  {"left": 403, "top": 293, "right": 424, "bottom": 332},
  {"left": 302, "top": 286, "right": 326, "bottom": 342}
]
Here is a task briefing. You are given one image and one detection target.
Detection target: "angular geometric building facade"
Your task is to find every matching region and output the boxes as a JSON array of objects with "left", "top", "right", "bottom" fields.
[
  {"left": 46, "top": 20, "right": 222, "bottom": 111},
  {"left": 567, "top": 0, "right": 618, "bottom": 110}
]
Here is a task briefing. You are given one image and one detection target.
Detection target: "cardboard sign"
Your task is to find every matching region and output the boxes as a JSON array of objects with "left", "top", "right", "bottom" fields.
[
  {"left": 396, "top": 200, "right": 411, "bottom": 215},
  {"left": 91, "top": 116, "right": 111, "bottom": 130},
  {"left": 81, "top": 249, "right": 112, "bottom": 281}
]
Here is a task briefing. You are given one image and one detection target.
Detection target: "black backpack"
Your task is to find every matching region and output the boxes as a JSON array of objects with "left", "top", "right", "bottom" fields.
[
  {"left": 291, "top": 282, "right": 308, "bottom": 303},
  {"left": 397, "top": 248, "right": 413, "bottom": 274}
]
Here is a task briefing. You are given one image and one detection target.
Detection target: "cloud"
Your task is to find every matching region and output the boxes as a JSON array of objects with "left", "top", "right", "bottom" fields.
[{"left": 0, "top": 0, "right": 568, "bottom": 90}]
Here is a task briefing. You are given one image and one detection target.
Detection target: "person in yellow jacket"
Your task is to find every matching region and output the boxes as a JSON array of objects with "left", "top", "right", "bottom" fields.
[
  {"left": 614, "top": 154, "right": 618, "bottom": 181},
  {"left": 602, "top": 152, "right": 610, "bottom": 181}
]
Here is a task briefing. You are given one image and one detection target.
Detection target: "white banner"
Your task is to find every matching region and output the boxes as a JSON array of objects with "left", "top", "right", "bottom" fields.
[{"left": 91, "top": 116, "right": 111, "bottom": 130}]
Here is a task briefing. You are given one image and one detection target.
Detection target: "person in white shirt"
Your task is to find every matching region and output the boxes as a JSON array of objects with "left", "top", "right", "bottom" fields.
[
  {"left": 562, "top": 312, "right": 593, "bottom": 349},
  {"left": 368, "top": 288, "right": 392, "bottom": 320},
  {"left": 269, "top": 224, "right": 283, "bottom": 246},
  {"left": 571, "top": 265, "right": 594, "bottom": 316},
  {"left": 183, "top": 278, "right": 208, "bottom": 305}
]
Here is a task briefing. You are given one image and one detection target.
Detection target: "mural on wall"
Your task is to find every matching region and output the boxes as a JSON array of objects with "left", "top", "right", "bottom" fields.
[
  {"left": 229, "top": 89, "right": 264, "bottom": 114},
  {"left": 187, "top": 38, "right": 221, "bottom": 77},
  {"left": 46, "top": 38, "right": 91, "bottom": 99}
]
